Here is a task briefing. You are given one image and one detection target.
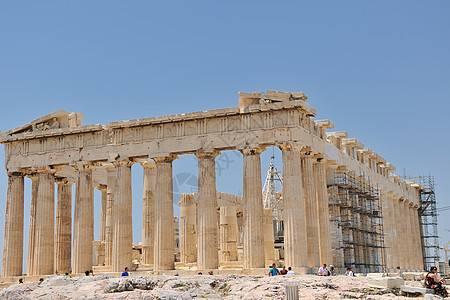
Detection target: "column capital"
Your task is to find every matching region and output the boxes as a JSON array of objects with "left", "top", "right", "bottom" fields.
[
  {"left": 112, "top": 158, "right": 134, "bottom": 168},
  {"left": 139, "top": 160, "right": 156, "bottom": 169},
  {"left": 277, "top": 142, "right": 303, "bottom": 151},
  {"left": 313, "top": 154, "right": 327, "bottom": 164},
  {"left": 195, "top": 149, "right": 221, "bottom": 160},
  {"left": 152, "top": 154, "right": 178, "bottom": 164},
  {"left": 71, "top": 161, "right": 98, "bottom": 171},
  {"left": 34, "top": 166, "right": 57, "bottom": 175},
  {"left": 26, "top": 172, "right": 39, "bottom": 181},
  {"left": 96, "top": 184, "right": 107, "bottom": 192},
  {"left": 55, "top": 177, "right": 74, "bottom": 186},
  {"left": 239, "top": 145, "right": 266, "bottom": 156}
]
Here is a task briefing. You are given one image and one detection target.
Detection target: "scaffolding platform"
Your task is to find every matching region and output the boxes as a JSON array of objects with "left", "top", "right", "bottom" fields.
[{"left": 328, "top": 171, "right": 387, "bottom": 274}]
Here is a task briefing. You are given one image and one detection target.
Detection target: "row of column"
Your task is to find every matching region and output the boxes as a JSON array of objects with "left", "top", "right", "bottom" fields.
[
  {"left": 382, "top": 191, "right": 424, "bottom": 271},
  {"left": 2, "top": 145, "right": 333, "bottom": 276}
]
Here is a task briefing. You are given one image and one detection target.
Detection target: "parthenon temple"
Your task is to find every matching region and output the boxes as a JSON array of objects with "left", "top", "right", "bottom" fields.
[{"left": 0, "top": 91, "right": 426, "bottom": 277}]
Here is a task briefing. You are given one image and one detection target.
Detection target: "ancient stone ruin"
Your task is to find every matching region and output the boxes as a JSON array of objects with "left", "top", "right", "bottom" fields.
[{"left": 0, "top": 91, "right": 424, "bottom": 277}]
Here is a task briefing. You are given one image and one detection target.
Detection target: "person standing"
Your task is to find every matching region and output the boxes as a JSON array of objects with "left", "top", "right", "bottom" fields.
[
  {"left": 287, "top": 267, "right": 295, "bottom": 275},
  {"left": 269, "top": 263, "right": 280, "bottom": 276},
  {"left": 121, "top": 267, "right": 129, "bottom": 277},
  {"left": 345, "top": 267, "right": 354, "bottom": 276},
  {"left": 280, "top": 266, "right": 288, "bottom": 275}
]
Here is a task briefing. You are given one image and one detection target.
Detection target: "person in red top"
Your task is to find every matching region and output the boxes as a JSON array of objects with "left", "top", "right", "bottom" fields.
[{"left": 280, "top": 266, "right": 288, "bottom": 275}]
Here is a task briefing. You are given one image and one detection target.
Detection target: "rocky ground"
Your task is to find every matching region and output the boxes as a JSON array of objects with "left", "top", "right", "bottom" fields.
[{"left": 0, "top": 274, "right": 445, "bottom": 299}]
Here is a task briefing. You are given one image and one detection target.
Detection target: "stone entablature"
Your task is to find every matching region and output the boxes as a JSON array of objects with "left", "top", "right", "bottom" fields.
[{"left": 0, "top": 91, "right": 421, "bottom": 205}]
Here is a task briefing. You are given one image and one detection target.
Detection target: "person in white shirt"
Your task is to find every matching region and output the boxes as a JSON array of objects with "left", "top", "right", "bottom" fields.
[
  {"left": 318, "top": 264, "right": 328, "bottom": 276},
  {"left": 287, "top": 267, "right": 295, "bottom": 275},
  {"left": 345, "top": 267, "right": 354, "bottom": 276}
]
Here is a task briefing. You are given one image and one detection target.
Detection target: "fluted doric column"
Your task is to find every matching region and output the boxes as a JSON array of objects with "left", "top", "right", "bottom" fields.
[
  {"left": 141, "top": 161, "right": 156, "bottom": 265},
  {"left": 301, "top": 152, "right": 320, "bottom": 268},
  {"left": 241, "top": 147, "right": 265, "bottom": 269},
  {"left": 153, "top": 154, "right": 177, "bottom": 271},
  {"left": 387, "top": 192, "right": 399, "bottom": 269},
  {"left": 281, "top": 145, "right": 308, "bottom": 271},
  {"left": 27, "top": 174, "right": 39, "bottom": 276},
  {"left": 112, "top": 159, "right": 133, "bottom": 272},
  {"left": 401, "top": 199, "right": 413, "bottom": 270},
  {"left": 72, "top": 163, "right": 94, "bottom": 274},
  {"left": 263, "top": 208, "right": 276, "bottom": 265},
  {"left": 380, "top": 191, "right": 393, "bottom": 270},
  {"left": 33, "top": 169, "right": 56, "bottom": 275},
  {"left": 2, "top": 172, "right": 25, "bottom": 277},
  {"left": 219, "top": 205, "right": 238, "bottom": 262},
  {"left": 313, "top": 158, "right": 332, "bottom": 266},
  {"left": 180, "top": 193, "right": 197, "bottom": 264},
  {"left": 104, "top": 166, "right": 115, "bottom": 267},
  {"left": 54, "top": 178, "right": 72, "bottom": 274},
  {"left": 196, "top": 150, "right": 219, "bottom": 270},
  {"left": 98, "top": 184, "right": 107, "bottom": 243},
  {"left": 412, "top": 205, "right": 424, "bottom": 271},
  {"left": 394, "top": 197, "right": 407, "bottom": 269}
]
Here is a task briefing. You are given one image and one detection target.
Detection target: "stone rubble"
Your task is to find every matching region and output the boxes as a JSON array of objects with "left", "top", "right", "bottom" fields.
[{"left": 0, "top": 274, "right": 441, "bottom": 300}]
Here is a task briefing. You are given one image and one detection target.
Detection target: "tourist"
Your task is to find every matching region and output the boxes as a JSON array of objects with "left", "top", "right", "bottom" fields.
[
  {"left": 89, "top": 270, "right": 94, "bottom": 276},
  {"left": 396, "top": 266, "right": 403, "bottom": 279},
  {"left": 121, "top": 267, "right": 129, "bottom": 276},
  {"left": 64, "top": 272, "right": 71, "bottom": 278},
  {"left": 208, "top": 271, "right": 214, "bottom": 275},
  {"left": 85, "top": 270, "right": 90, "bottom": 276},
  {"left": 287, "top": 267, "right": 295, "bottom": 275},
  {"left": 39, "top": 278, "right": 44, "bottom": 284},
  {"left": 280, "top": 266, "right": 288, "bottom": 275},
  {"left": 329, "top": 265, "right": 335, "bottom": 276},
  {"left": 425, "top": 266, "right": 448, "bottom": 298},
  {"left": 18, "top": 278, "right": 23, "bottom": 284},
  {"left": 197, "top": 272, "right": 203, "bottom": 275},
  {"left": 345, "top": 267, "right": 354, "bottom": 276},
  {"left": 269, "top": 263, "right": 280, "bottom": 276},
  {"left": 318, "top": 264, "right": 328, "bottom": 276}
]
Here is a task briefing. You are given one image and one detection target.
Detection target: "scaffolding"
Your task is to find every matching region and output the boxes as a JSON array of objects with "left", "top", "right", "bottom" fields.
[
  {"left": 328, "top": 170, "right": 387, "bottom": 273},
  {"left": 405, "top": 175, "right": 439, "bottom": 270},
  {"left": 262, "top": 155, "right": 283, "bottom": 241}
]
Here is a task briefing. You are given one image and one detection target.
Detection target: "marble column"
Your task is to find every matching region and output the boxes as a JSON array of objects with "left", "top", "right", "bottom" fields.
[
  {"left": 413, "top": 205, "right": 424, "bottom": 271},
  {"left": 282, "top": 145, "right": 308, "bottom": 270},
  {"left": 1, "top": 172, "right": 25, "bottom": 277},
  {"left": 54, "top": 179, "right": 72, "bottom": 274},
  {"left": 33, "top": 170, "right": 55, "bottom": 275},
  {"left": 27, "top": 174, "right": 39, "bottom": 276},
  {"left": 402, "top": 200, "right": 413, "bottom": 270},
  {"left": 98, "top": 185, "right": 107, "bottom": 243},
  {"left": 196, "top": 151, "right": 219, "bottom": 270},
  {"left": 72, "top": 163, "right": 94, "bottom": 274},
  {"left": 394, "top": 198, "right": 406, "bottom": 269},
  {"left": 241, "top": 147, "right": 265, "bottom": 269},
  {"left": 153, "top": 154, "right": 177, "bottom": 271},
  {"left": 104, "top": 167, "right": 115, "bottom": 267},
  {"left": 313, "top": 158, "right": 332, "bottom": 266},
  {"left": 387, "top": 192, "right": 399, "bottom": 269},
  {"left": 407, "top": 204, "right": 418, "bottom": 270},
  {"left": 301, "top": 153, "right": 320, "bottom": 268},
  {"left": 219, "top": 205, "right": 238, "bottom": 262},
  {"left": 380, "top": 191, "right": 392, "bottom": 269},
  {"left": 263, "top": 208, "right": 276, "bottom": 265},
  {"left": 112, "top": 159, "right": 133, "bottom": 272},
  {"left": 141, "top": 161, "right": 156, "bottom": 265},
  {"left": 180, "top": 194, "right": 197, "bottom": 264}
]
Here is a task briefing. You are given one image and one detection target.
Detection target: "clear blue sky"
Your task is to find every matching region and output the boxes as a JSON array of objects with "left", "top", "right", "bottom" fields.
[{"left": 0, "top": 1, "right": 449, "bottom": 272}]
